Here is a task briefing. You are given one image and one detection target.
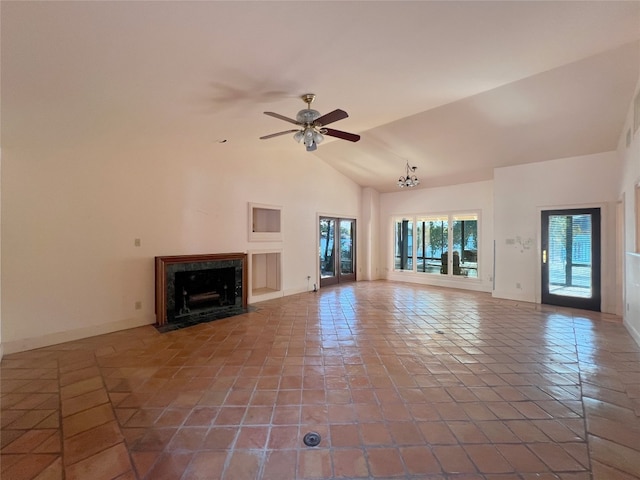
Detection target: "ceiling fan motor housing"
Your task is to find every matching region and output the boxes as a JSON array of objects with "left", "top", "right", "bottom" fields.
[{"left": 296, "top": 109, "right": 321, "bottom": 124}]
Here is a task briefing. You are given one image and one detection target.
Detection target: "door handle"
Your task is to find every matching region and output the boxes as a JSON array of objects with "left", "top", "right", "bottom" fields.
[{"left": 542, "top": 250, "right": 547, "bottom": 264}]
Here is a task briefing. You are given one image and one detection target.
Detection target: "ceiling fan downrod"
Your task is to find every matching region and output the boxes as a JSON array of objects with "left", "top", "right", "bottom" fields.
[{"left": 301, "top": 93, "right": 316, "bottom": 109}]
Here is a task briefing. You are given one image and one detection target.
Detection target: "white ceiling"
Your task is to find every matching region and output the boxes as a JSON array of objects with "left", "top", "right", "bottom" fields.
[{"left": 3, "top": 1, "right": 639, "bottom": 192}]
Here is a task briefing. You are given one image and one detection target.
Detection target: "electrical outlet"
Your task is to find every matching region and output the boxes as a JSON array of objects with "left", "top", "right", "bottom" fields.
[
  {"left": 134, "top": 238, "right": 141, "bottom": 247},
  {"left": 135, "top": 301, "right": 142, "bottom": 310}
]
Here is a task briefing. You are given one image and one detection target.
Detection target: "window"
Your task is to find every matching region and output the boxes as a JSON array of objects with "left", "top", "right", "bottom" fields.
[
  {"left": 394, "top": 219, "right": 413, "bottom": 270},
  {"left": 452, "top": 214, "right": 478, "bottom": 278},
  {"left": 394, "top": 212, "right": 479, "bottom": 278},
  {"left": 416, "top": 216, "right": 448, "bottom": 273}
]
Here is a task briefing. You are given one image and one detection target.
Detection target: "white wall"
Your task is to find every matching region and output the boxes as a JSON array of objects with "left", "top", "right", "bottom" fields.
[
  {"left": 0, "top": 147, "right": 3, "bottom": 361},
  {"left": 493, "top": 152, "right": 622, "bottom": 313},
  {"left": 379, "top": 180, "right": 494, "bottom": 292},
  {"left": 1, "top": 140, "right": 361, "bottom": 353},
  {"left": 626, "top": 253, "right": 640, "bottom": 345},
  {"left": 618, "top": 67, "right": 640, "bottom": 345}
]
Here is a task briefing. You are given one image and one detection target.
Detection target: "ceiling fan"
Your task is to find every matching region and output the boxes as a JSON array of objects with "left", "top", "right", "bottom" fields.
[{"left": 260, "top": 94, "right": 361, "bottom": 151}]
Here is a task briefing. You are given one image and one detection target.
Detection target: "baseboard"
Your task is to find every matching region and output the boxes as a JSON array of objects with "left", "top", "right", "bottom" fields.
[
  {"left": 284, "top": 286, "right": 312, "bottom": 296},
  {"left": 386, "top": 272, "right": 491, "bottom": 293},
  {"left": 624, "top": 317, "right": 640, "bottom": 348},
  {"left": 0, "top": 343, "right": 4, "bottom": 363},
  {"left": 491, "top": 290, "right": 536, "bottom": 303},
  {"left": 248, "top": 286, "right": 314, "bottom": 305},
  {"left": 2, "top": 315, "right": 155, "bottom": 355}
]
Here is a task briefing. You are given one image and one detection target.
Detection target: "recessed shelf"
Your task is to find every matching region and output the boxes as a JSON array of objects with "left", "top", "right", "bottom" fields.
[
  {"left": 251, "top": 287, "right": 278, "bottom": 296},
  {"left": 249, "top": 203, "right": 282, "bottom": 242},
  {"left": 250, "top": 250, "right": 282, "bottom": 302}
]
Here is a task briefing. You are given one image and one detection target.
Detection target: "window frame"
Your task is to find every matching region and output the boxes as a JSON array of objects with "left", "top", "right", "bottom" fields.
[{"left": 393, "top": 210, "right": 481, "bottom": 279}]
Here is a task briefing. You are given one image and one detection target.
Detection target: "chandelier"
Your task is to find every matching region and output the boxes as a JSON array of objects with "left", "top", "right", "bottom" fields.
[{"left": 397, "top": 161, "right": 420, "bottom": 188}]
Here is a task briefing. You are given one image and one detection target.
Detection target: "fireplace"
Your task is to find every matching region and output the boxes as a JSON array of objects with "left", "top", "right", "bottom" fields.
[{"left": 155, "top": 253, "right": 248, "bottom": 331}]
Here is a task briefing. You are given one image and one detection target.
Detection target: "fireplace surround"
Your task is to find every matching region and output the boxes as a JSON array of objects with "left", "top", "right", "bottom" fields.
[{"left": 155, "top": 253, "right": 248, "bottom": 331}]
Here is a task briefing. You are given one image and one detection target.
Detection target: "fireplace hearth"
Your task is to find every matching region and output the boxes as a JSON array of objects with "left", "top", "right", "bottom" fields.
[{"left": 155, "top": 253, "right": 248, "bottom": 332}]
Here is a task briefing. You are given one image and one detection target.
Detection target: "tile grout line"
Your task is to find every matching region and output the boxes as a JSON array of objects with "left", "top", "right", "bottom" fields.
[
  {"left": 90, "top": 349, "right": 138, "bottom": 480},
  {"left": 573, "top": 315, "right": 596, "bottom": 480},
  {"left": 56, "top": 353, "right": 67, "bottom": 480}
]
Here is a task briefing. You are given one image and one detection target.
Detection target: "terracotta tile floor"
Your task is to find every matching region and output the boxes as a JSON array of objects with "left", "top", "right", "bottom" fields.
[{"left": 2, "top": 281, "right": 640, "bottom": 479}]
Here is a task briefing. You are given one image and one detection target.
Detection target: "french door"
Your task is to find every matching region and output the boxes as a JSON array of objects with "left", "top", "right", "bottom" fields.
[
  {"left": 541, "top": 208, "right": 601, "bottom": 311},
  {"left": 319, "top": 217, "right": 356, "bottom": 287}
]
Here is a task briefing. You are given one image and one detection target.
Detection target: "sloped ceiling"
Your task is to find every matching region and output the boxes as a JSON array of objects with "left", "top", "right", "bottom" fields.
[{"left": 2, "top": 1, "right": 639, "bottom": 192}]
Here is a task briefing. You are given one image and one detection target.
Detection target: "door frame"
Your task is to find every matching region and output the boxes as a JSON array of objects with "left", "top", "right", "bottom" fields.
[
  {"left": 317, "top": 214, "right": 357, "bottom": 288},
  {"left": 540, "top": 206, "right": 601, "bottom": 311},
  {"left": 616, "top": 197, "right": 624, "bottom": 316}
]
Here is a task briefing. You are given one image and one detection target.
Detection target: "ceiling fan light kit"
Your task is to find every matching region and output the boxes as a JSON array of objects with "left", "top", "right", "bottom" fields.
[
  {"left": 260, "top": 93, "right": 360, "bottom": 151},
  {"left": 398, "top": 161, "right": 420, "bottom": 188},
  {"left": 293, "top": 128, "right": 324, "bottom": 152}
]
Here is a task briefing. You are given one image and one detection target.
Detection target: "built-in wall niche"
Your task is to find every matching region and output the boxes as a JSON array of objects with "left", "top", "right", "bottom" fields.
[
  {"left": 249, "top": 203, "right": 282, "bottom": 242},
  {"left": 250, "top": 250, "right": 282, "bottom": 302}
]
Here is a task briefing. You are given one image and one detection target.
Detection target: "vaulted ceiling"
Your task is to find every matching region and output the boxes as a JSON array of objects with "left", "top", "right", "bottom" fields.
[{"left": 3, "top": 1, "right": 639, "bottom": 192}]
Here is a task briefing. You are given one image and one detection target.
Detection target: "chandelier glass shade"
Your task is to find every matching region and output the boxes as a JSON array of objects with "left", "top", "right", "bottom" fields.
[{"left": 398, "top": 161, "right": 420, "bottom": 188}]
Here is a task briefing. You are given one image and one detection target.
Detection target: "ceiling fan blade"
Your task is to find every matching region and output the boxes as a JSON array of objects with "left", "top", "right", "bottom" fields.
[
  {"left": 314, "top": 109, "right": 348, "bottom": 127},
  {"left": 323, "top": 128, "right": 361, "bottom": 142},
  {"left": 263, "top": 111, "right": 301, "bottom": 125},
  {"left": 260, "top": 129, "right": 299, "bottom": 140}
]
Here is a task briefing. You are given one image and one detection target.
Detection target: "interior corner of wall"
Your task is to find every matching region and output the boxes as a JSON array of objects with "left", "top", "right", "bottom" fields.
[
  {"left": 492, "top": 289, "right": 535, "bottom": 304},
  {"left": 624, "top": 317, "right": 640, "bottom": 348}
]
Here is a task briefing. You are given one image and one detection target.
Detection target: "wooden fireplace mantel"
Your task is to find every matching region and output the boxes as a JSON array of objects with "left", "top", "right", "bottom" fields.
[{"left": 155, "top": 253, "right": 247, "bottom": 326}]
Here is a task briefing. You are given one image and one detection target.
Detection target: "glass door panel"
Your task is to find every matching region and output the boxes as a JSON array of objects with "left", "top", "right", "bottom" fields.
[
  {"left": 541, "top": 208, "right": 601, "bottom": 311},
  {"left": 320, "top": 218, "right": 336, "bottom": 281},
  {"left": 320, "top": 216, "right": 356, "bottom": 287},
  {"left": 339, "top": 219, "right": 355, "bottom": 280}
]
